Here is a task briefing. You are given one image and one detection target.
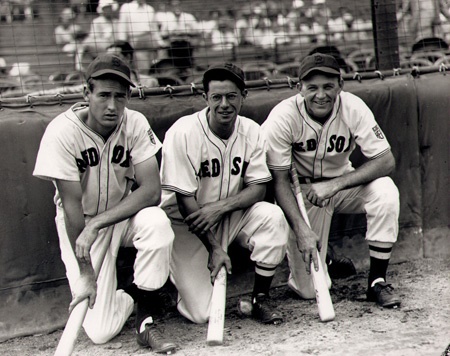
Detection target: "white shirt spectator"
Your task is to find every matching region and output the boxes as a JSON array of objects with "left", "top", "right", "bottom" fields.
[{"left": 117, "top": 0, "right": 163, "bottom": 48}]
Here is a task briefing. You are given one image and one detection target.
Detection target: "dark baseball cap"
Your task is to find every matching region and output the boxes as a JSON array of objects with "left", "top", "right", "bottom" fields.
[
  {"left": 299, "top": 53, "right": 341, "bottom": 80},
  {"left": 85, "top": 53, "right": 135, "bottom": 87},
  {"left": 203, "top": 63, "right": 246, "bottom": 91}
]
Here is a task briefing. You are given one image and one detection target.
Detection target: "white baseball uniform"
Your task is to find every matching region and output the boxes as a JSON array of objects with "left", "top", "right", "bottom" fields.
[
  {"left": 262, "top": 91, "right": 399, "bottom": 298},
  {"left": 33, "top": 103, "right": 174, "bottom": 344},
  {"left": 160, "top": 108, "right": 290, "bottom": 323}
]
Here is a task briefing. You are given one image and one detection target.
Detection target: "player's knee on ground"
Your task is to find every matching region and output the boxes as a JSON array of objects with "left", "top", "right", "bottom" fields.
[{"left": 85, "top": 323, "right": 123, "bottom": 345}]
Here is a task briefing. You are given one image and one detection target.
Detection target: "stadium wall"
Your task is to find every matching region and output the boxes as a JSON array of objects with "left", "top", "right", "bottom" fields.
[{"left": 0, "top": 72, "right": 448, "bottom": 341}]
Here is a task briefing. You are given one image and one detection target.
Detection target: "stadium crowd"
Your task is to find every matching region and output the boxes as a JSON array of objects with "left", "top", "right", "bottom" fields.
[
  {"left": 51, "top": 0, "right": 376, "bottom": 74},
  {"left": 0, "top": 0, "right": 450, "bottom": 95}
]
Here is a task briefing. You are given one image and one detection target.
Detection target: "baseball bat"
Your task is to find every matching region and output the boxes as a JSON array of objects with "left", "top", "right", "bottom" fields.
[
  {"left": 206, "top": 215, "right": 230, "bottom": 346},
  {"left": 54, "top": 226, "right": 114, "bottom": 356},
  {"left": 55, "top": 181, "right": 133, "bottom": 355},
  {"left": 290, "top": 166, "right": 335, "bottom": 322}
]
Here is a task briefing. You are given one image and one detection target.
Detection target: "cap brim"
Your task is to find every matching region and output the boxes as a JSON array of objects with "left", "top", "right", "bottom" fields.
[
  {"left": 300, "top": 67, "right": 340, "bottom": 80},
  {"left": 90, "top": 69, "right": 136, "bottom": 87}
]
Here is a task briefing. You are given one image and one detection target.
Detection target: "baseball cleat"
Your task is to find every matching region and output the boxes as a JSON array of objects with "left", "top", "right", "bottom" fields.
[
  {"left": 251, "top": 293, "right": 283, "bottom": 324},
  {"left": 367, "top": 281, "right": 401, "bottom": 308},
  {"left": 137, "top": 323, "right": 177, "bottom": 354}
]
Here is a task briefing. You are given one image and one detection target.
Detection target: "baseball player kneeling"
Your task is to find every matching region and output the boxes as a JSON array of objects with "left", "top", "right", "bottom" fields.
[
  {"left": 33, "top": 54, "right": 177, "bottom": 353},
  {"left": 160, "top": 63, "right": 290, "bottom": 324},
  {"left": 262, "top": 53, "right": 401, "bottom": 308}
]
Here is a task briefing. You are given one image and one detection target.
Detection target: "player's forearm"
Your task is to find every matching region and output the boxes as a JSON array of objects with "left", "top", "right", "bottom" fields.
[
  {"left": 218, "top": 184, "right": 266, "bottom": 215},
  {"left": 63, "top": 210, "right": 95, "bottom": 276},
  {"left": 331, "top": 151, "right": 395, "bottom": 191},
  {"left": 273, "top": 177, "right": 311, "bottom": 239},
  {"left": 87, "top": 184, "right": 158, "bottom": 232},
  {"left": 176, "top": 194, "right": 221, "bottom": 251}
]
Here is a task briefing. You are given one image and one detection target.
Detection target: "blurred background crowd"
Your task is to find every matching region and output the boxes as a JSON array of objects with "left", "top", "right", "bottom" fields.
[{"left": 0, "top": 0, "right": 449, "bottom": 96}]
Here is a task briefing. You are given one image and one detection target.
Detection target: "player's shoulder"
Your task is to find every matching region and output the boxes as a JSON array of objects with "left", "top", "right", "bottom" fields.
[
  {"left": 237, "top": 114, "right": 261, "bottom": 129},
  {"left": 46, "top": 104, "right": 83, "bottom": 131},
  {"left": 123, "top": 107, "right": 148, "bottom": 122},
  {"left": 340, "top": 90, "right": 369, "bottom": 109},
  {"left": 165, "top": 110, "right": 203, "bottom": 140},
  {"left": 263, "top": 94, "right": 301, "bottom": 128},
  {"left": 267, "top": 94, "right": 301, "bottom": 117}
]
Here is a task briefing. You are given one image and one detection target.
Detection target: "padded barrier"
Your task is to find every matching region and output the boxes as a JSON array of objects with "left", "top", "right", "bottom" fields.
[{"left": 0, "top": 72, "right": 448, "bottom": 341}]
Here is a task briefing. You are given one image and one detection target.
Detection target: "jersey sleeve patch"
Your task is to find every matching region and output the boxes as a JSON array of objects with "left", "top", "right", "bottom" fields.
[
  {"left": 147, "top": 128, "right": 156, "bottom": 144},
  {"left": 372, "top": 125, "right": 385, "bottom": 139}
]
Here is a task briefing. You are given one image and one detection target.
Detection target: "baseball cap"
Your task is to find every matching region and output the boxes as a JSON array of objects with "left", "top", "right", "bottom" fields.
[
  {"left": 85, "top": 53, "right": 135, "bottom": 87},
  {"left": 299, "top": 53, "right": 340, "bottom": 80},
  {"left": 202, "top": 63, "right": 246, "bottom": 91}
]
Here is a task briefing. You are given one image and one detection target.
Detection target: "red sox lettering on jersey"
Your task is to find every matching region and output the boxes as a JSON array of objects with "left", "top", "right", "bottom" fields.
[
  {"left": 263, "top": 91, "right": 390, "bottom": 178},
  {"left": 33, "top": 104, "right": 161, "bottom": 217},
  {"left": 160, "top": 108, "right": 271, "bottom": 219}
]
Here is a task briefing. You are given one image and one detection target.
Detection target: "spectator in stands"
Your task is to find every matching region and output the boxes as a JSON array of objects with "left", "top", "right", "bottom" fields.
[
  {"left": 199, "top": 9, "right": 220, "bottom": 44},
  {"left": 157, "top": 0, "right": 200, "bottom": 71},
  {"left": 10, "top": 0, "right": 36, "bottom": 21},
  {"left": 54, "top": 7, "right": 87, "bottom": 58},
  {"left": 77, "top": 0, "right": 121, "bottom": 71},
  {"left": 0, "top": 0, "right": 12, "bottom": 23},
  {"left": 155, "top": 2, "right": 171, "bottom": 31},
  {"left": 0, "top": 57, "right": 8, "bottom": 77},
  {"left": 329, "top": 7, "right": 370, "bottom": 43},
  {"left": 106, "top": 41, "right": 158, "bottom": 87},
  {"left": 305, "top": 0, "right": 334, "bottom": 43},
  {"left": 210, "top": 14, "right": 238, "bottom": 51},
  {"left": 159, "top": 0, "right": 200, "bottom": 45},
  {"left": 286, "top": 0, "right": 316, "bottom": 44},
  {"left": 397, "top": 0, "right": 450, "bottom": 44},
  {"left": 117, "top": 0, "right": 164, "bottom": 74},
  {"left": 235, "top": 4, "right": 258, "bottom": 46},
  {"left": 252, "top": 4, "right": 277, "bottom": 49},
  {"left": 70, "top": 0, "right": 87, "bottom": 18}
]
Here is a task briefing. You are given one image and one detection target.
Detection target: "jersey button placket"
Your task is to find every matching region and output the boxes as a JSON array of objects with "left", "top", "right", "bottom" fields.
[
  {"left": 98, "top": 148, "right": 109, "bottom": 212},
  {"left": 221, "top": 153, "right": 229, "bottom": 200}
]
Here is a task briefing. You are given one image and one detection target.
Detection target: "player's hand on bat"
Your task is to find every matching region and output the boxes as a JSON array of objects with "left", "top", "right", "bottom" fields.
[
  {"left": 208, "top": 246, "right": 232, "bottom": 284},
  {"left": 75, "top": 226, "right": 99, "bottom": 263},
  {"left": 184, "top": 203, "right": 224, "bottom": 236},
  {"left": 305, "top": 181, "right": 337, "bottom": 207},
  {"left": 297, "top": 228, "right": 322, "bottom": 274},
  {"left": 68, "top": 272, "right": 97, "bottom": 314}
]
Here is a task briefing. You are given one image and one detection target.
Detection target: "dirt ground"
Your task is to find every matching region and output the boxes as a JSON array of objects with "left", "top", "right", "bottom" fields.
[{"left": 1, "top": 257, "right": 449, "bottom": 356}]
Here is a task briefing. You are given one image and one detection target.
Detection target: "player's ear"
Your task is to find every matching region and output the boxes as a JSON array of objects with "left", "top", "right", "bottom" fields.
[
  {"left": 338, "top": 76, "right": 344, "bottom": 90},
  {"left": 202, "top": 92, "right": 208, "bottom": 102},
  {"left": 297, "top": 81, "right": 303, "bottom": 95},
  {"left": 83, "top": 85, "right": 90, "bottom": 102},
  {"left": 241, "top": 89, "right": 248, "bottom": 99}
]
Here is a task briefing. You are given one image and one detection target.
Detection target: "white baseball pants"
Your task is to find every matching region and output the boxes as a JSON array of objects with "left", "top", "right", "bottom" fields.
[
  {"left": 56, "top": 206, "right": 174, "bottom": 344},
  {"left": 287, "top": 177, "right": 400, "bottom": 299},
  {"left": 169, "top": 201, "right": 290, "bottom": 324}
]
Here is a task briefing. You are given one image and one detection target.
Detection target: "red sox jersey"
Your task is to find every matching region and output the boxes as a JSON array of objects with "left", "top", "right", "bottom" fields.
[
  {"left": 262, "top": 91, "right": 391, "bottom": 178},
  {"left": 160, "top": 107, "right": 272, "bottom": 220},
  {"left": 33, "top": 103, "right": 161, "bottom": 216}
]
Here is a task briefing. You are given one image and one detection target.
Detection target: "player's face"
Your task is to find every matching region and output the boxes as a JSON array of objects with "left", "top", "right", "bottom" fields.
[
  {"left": 84, "top": 78, "right": 130, "bottom": 138},
  {"left": 300, "top": 73, "right": 342, "bottom": 120},
  {"left": 204, "top": 80, "right": 246, "bottom": 136}
]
